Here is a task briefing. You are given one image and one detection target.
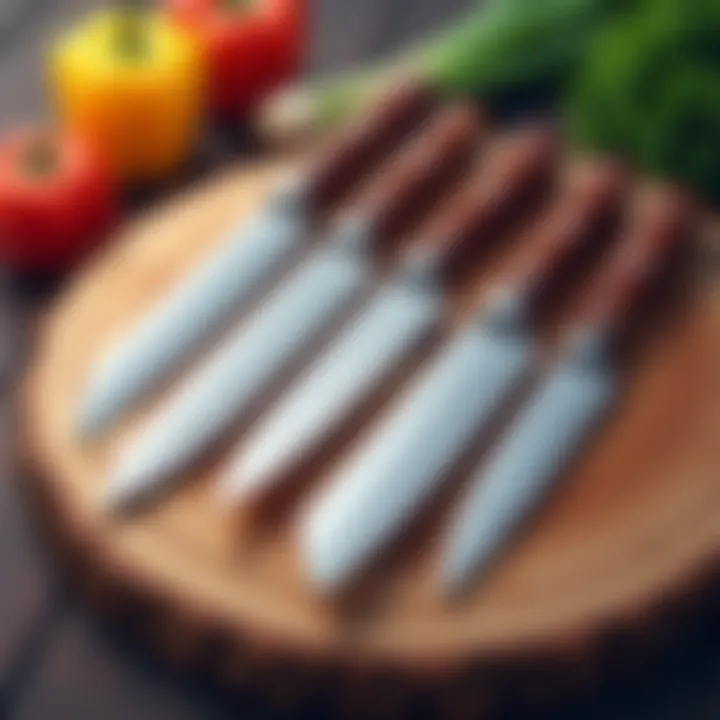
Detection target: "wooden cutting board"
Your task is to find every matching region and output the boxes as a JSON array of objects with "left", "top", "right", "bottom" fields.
[{"left": 20, "top": 158, "right": 720, "bottom": 717}]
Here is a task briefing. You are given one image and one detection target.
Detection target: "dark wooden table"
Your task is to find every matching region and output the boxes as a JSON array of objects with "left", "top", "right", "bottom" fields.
[{"left": 1, "top": 2, "right": 719, "bottom": 718}]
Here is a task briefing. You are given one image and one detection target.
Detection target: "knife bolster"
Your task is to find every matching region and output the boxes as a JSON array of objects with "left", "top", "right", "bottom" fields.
[
  {"left": 330, "top": 214, "right": 376, "bottom": 256},
  {"left": 267, "top": 167, "right": 311, "bottom": 218},
  {"left": 481, "top": 286, "right": 531, "bottom": 335},
  {"left": 397, "top": 245, "right": 444, "bottom": 292},
  {"left": 563, "top": 326, "right": 614, "bottom": 372}
]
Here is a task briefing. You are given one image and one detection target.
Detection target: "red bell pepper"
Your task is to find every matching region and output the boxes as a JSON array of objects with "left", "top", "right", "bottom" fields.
[
  {"left": 167, "top": 0, "right": 306, "bottom": 120},
  {"left": 0, "top": 128, "right": 119, "bottom": 272}
]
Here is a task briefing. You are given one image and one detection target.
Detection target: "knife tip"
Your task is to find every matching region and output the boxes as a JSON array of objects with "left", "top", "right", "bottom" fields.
[
  {"left": 75, "top": 365, "right": 125, "bottom": 439},
  {"left": 440, "top": 523, "right": 502, "bottom": 598},
  {"left": 439, "top": 546, "right": 473, "bottom": 598},
  {"left": 215, "top": 470, "right": 251, "bottom": 506},
  {"left": 76, "top": 396, "right": 110, "bottom": 440},
  {"left": 218, "top": 440, "right": 297, "bottom": 505},
  {"left": 299, "top": 510, "right": 353, "bottom": 594},
  {"left": 103, "top": 454, "right": 158, "bottom": 514}
]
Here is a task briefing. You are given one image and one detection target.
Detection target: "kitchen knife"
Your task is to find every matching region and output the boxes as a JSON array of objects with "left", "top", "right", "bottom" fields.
[
  {"left": 78, "top": 80, "right": 434, "bottom": 437},
  {"left": 105, "top": 103, "right": 482, "bottom": 512},
  {"left": 219, "top": 127, "right": 557, "bottom": 503},
  {"left": 299, "top": 159, "right": 627, "bottom": 592},
  {"left": 442, "top": 184, "right": 696, "bottom": 594}
]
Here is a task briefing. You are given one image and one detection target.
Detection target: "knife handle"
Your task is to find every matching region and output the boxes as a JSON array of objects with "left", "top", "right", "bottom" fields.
[
  {"left": 347, "top": 103, "right": 483, "bottom": 243},
  {"left": 401, "top": 126, "right": 557, "bottom": 284},
  {"left": 302, "top": 79, "right": 436, "bottom": 211},
  {"left": 485, "top": 158, "right": 627, "bottom": 328},
  {"left": 569, "top": 183, "right": 697, "bottom": 353}
]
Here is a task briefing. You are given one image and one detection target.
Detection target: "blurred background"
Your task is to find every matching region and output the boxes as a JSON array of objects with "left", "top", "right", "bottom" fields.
[{"left": 1, "top": 1, "right": 719, "bottom": 718}]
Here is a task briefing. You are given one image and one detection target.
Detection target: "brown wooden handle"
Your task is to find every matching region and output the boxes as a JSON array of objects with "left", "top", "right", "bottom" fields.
[
  {"left": 572, "top": 183, "right": 697, "bottom": 343},
  {"left": 498, "top": 158, "right": 627, "bottom": 312},
  {"left": 349, "top": 103, "right": 483, "bottom": 241},
  {"left": 303, "top": 79, "right": 435, "bottom": 211},
  {"left": 403, "top": 126, "right": 557, "bottom": 279}
]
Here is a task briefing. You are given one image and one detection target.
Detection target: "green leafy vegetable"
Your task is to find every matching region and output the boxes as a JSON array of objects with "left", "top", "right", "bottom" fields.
[{"left": 568, "top": 0, "right": 720, "bottom": 202}]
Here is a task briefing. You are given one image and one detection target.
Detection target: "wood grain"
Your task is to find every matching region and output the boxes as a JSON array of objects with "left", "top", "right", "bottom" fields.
[{"left": 20, "top": 153, "right": 720, "bottom": 715}]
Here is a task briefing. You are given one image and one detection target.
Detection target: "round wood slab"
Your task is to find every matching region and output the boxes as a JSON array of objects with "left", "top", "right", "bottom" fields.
[{"left": 21, "top": 161, "right": 720, "bottom": 717}]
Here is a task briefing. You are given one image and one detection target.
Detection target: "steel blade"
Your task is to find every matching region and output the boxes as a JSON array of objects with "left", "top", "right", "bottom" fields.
[
  {"left": 300, "top": 324, "right": 535, "bottom": 591},
  {"left": 106, "top": 245, "right": 370, "bottom": 511},
  {"left": 220, "top": 282, "right": 443, "bottom": 501},
  {"left": 78, "top": 205, "right": 307, "bottom": 437},
  {"left": 442, "top": 356, "right": 616, "bottom": 594}
]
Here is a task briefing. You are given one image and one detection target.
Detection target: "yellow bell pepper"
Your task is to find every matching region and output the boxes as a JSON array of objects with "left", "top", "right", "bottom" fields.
[{"left": 51, "top": 9, "right": 204, "bottom": 182}]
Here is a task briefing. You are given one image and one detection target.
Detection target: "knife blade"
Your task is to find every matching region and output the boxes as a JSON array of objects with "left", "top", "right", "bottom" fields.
[
  {"left": 77, "top": 80, "right": 435, "bottom": 437},
  {"left": 299, "top": 159, "right": 627, "bottom": 592},
  {"left": 105, "top": 103, "right": 482, "bottom": 512},
  {"left": 219, "top": 128, "right": 557, "bottom": 503},
  {"left": 441, "top": 184, "right": 697, "bottom": 594}
]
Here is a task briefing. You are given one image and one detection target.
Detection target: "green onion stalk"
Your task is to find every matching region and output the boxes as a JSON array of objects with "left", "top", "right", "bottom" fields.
[{"left": 255, "top": 0, "right": 622, "bottom": 147}]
